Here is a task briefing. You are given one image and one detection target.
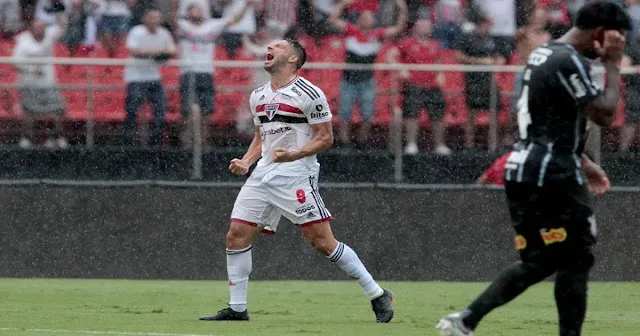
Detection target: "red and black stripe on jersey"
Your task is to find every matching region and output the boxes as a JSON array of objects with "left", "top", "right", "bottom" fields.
[{"left": 256, "top": 103, "right": 309, "bottom": 124}]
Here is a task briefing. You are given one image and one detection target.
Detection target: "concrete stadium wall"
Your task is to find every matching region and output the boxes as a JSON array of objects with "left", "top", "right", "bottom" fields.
[{"left": 1, "top": 184, "right": 639, "bottom": 281}]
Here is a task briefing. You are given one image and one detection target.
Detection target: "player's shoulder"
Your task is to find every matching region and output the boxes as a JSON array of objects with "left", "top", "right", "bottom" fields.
[
  {"left": 250, "top": 84, "right": 268, "bottom": 101},
  {"left": 538, "top": 42, "right": 590, "bottom": 69},
  {"left": 290, "top": 77, "right": 325, "bottom": 101}
]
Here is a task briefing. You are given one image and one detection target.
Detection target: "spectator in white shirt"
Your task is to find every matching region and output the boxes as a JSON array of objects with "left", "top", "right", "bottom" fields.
[
  {"left": 96, "top": 0, "right": 131, "bottom": 58},
  {"left": 124, "top": 8, "right": 176, "bottom": 146},
  {"left": 176, "top": 0, "right": 255, "bottom": 148},
  {"left": 13, "top": 14, "right": 68, "bottom": 149}
]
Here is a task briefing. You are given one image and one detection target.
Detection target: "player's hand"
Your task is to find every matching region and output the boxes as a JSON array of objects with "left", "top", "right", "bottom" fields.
[
  {"left": 273, "top": 148, "right": 301, "bottom": 163},
  {"left": 595, "top": 30, "right": 626, "bottom": 67},
  {"left": 583, "top": 160, "right": 610, "bottom": 195},
  {"left": 229, "top": 158, "right": 249, "bottom": 175}
]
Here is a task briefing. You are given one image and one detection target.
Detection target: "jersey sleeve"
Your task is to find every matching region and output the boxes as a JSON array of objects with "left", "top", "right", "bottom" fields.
[
  {"left": 302, "top": 86, "right": 332, "bottom": 125},
  {"left": 557, "top": 54, "right": 602, "bottom": 105}
]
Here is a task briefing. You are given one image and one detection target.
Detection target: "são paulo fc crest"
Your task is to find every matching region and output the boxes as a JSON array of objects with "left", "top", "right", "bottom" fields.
[{"left": 264, "top": 104, "right": 279, "bottom": 120}]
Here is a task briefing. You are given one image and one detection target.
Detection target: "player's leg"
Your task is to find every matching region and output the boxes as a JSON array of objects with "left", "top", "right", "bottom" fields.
[
  {"left": 270, "top": 175, "right": 393, "bottom": 322},
  {"left": 555, "top": 247, "right": 593, "bottom": 336},
  {"left": 200, "top": 181, "right": 278, "bottom": 321},
  {"left": 551, "top": 181, "right": 596, "bottom": 336},
  {"left": 437, "top": 182, "right": 555, "bottom": 334},
  {"left": 299, "top": 221, "right": 394, "bottom": 323}
]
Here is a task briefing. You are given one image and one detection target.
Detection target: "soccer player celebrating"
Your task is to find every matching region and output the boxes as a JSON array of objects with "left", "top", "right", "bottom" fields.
[
  {"left": 437, "top": 2, "right": 629, "bottom": 336},
  {"left": 199, "top": 38, "right": 394, "bottom": 323}
]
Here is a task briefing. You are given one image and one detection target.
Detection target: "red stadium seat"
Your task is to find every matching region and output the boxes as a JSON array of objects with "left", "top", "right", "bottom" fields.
[
  {"left": 63, "top": 90, "right": 88, "bottom": 121},
  {"left": 0, "top": 89, "right": 22, "bottom": 119},
  {"left": 93, "top": 91, "right": 125, "bottom": 122},
  {"left": 0, "top": 39, "right": 15, "bottom": 56},
  {"left": 94, "top": 46, "right": 125, "bottom": 85}
]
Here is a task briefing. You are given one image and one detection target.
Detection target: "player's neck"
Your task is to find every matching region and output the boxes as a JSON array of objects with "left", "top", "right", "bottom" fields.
[
  {"left": 556, "top": 28, "right": 585, "bottom": 51},
  {"left": 270, "top": 72, "right": 298, "bottom": 90}
]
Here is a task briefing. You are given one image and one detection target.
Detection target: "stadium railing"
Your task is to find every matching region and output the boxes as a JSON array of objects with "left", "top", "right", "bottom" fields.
[{"left": 0, "top": 57, "right": 630, "bottom": 180}]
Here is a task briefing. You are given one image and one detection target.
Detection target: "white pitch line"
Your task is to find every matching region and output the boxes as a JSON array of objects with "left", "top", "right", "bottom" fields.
[{"left": 0, "top": 328, "right": 220, "bottom": 336}]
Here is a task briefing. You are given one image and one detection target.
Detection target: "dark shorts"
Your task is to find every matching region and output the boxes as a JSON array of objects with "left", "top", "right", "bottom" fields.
[
  {"left": 464, "top": 77, "right": 501, "bottom": 112},
  {"left": 625, "top": 85, "right": 640, "bottom": 123},
  {"left": 505, "top": 180, "right": 596, "bottom": 270},
  {"left": 402, "top": 84, "right": 446, "bottom": 120}
]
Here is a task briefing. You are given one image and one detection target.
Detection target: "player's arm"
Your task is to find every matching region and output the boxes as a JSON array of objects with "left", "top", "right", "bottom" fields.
[
  {"left": 382, "top": 0, "right": 408, "bottom": 38},
  {"left": 273, "top": 122, "right": 333, "bottom": 163},
  {"left": 584, "top": 31, "right": 626, "bottom": 127},
  {"left": 580, "top": 153, "right": 610, "bottom": 195},
  {"left": 328, "top": 0, "right": 353, "bottom": 32},
  {"left": 229, "top": 126, "right": 262, "bottom": 175},
  {"left": 273, "top": 89, "right": 334, "bottom": 163}
]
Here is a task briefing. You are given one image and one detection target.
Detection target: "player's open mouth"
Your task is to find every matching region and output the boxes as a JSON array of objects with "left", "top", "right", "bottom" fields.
[{"left": 266, "top": 53, "right": 274, "bottom": 61}]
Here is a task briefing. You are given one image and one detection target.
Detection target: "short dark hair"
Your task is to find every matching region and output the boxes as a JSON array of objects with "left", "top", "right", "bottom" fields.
[
  {"left": 285, "top": 38, "right": 306, "bottom": 70},
  {"left": 575, "top": 1, "right": 632, "bottom": 31}
]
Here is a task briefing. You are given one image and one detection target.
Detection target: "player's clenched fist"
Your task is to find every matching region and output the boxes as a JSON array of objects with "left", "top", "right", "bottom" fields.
[
  {"left": 595, "top": 30, "right": 626, "bottom": 66},
  {"left": 273, "top": 148, "right": 301, "bottom": 163},
  {"left": 229, "top": 158, "right": 249, "bottom": 175}
]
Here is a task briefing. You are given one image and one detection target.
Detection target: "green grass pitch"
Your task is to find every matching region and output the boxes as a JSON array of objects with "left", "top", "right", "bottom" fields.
[{"left": 1, "top": 279, "right": 638, "bottom": 336}]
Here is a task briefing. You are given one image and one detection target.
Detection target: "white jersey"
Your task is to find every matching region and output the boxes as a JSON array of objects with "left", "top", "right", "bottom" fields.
[
  {"left": 177, "top": 19, "right": 227, "bottom": 74},
  {"left": 249, "top": 76, "right": 332, "bottom": 179}
]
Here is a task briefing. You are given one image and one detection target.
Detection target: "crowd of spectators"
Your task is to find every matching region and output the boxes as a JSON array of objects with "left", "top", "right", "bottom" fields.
[{"left": 1, "top": 0, "right": 639, "bottom": 152}]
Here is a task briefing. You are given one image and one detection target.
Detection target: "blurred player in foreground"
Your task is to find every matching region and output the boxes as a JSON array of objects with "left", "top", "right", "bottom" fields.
[
  {"left": 437, "top": 2, "right": 629, "bottom": 336},
  {"left": 199, "top": 38, "right": 394, "bottom": 323}
]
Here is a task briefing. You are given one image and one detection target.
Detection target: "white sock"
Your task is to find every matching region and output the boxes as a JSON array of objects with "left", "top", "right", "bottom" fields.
[
  {"left": 328, "top": 242, "right": 384, "bottom": 300},
  {"left": 226, "top": 245, "right": 252, "bottom": 312}
]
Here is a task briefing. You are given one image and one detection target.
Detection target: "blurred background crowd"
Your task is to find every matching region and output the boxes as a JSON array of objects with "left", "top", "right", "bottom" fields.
[{"left": 0, "top": 0, "right": 638, "bottom": 154}]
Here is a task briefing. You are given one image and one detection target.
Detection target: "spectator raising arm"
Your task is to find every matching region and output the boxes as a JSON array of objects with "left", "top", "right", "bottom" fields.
[
  {"left": 381, "top": 0, "right": 407, "bottom": 38},
  {"left": 328, "top": 0, "right": 355, "bottom": 32}
]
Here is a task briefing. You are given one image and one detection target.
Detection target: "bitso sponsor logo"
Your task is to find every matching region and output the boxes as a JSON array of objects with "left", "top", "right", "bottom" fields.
[{"left": 311, "top": 111, "right": 329, "bottom": 119}]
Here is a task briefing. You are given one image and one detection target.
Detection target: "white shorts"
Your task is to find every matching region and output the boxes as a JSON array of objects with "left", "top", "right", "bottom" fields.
[{"left": 230, "top": 174, "right": 332, "bottom": 234}]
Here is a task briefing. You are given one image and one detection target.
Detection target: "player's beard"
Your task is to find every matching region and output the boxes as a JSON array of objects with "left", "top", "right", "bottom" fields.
[{"left": 264, "top": 57, "right": 285, "bottom": 74}]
